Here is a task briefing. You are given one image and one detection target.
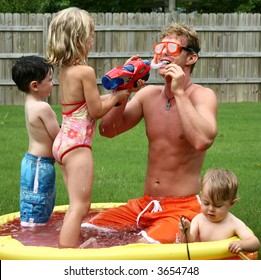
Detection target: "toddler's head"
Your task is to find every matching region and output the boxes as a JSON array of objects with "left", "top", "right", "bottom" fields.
[{"left": 202, "top": 169, "right": 238, "bottom": 205}]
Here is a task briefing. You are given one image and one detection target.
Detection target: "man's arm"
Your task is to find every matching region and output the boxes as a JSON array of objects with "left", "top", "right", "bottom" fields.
[
  {"left": 165, "top": 64, "right": 218, "bottom": 152},
  {"left": 99, "top": 87, "right": 146, "bottom": 138},
  {"left": 175, "top": 86, "right": 218, "bottom": 152}
]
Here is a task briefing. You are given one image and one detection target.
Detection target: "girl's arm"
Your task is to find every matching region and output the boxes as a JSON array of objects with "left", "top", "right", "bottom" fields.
[{"left": 82, "top": 66, "right": 130, "bottom": 120}]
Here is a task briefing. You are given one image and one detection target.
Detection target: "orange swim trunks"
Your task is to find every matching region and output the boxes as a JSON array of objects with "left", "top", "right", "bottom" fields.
[{"left": 87, "top": 194, "right": 201, "bottom": 244}]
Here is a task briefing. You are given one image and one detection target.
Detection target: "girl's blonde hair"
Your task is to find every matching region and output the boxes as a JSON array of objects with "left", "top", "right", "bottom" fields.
[
  {"left": 46, "top": 7, "right": 94, "bottom": 67},
  {"left": 202, "top": 169, "right": 238, "bottom": 203}
]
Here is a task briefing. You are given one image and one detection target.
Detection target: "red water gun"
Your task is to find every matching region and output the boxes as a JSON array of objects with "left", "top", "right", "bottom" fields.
[{"left": 101, "top": 59, "right": 151, "bottom": 90}]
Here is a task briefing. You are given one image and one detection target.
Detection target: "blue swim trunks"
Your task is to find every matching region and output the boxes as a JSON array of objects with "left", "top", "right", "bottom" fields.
[{"left": 20, "top": 152, "right": 56, "bottom": 226}]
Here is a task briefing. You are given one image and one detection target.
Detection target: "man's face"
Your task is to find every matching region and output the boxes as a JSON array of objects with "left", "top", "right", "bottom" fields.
[{"left": 153, "top": 36, "right": 190, "bottom": 75}]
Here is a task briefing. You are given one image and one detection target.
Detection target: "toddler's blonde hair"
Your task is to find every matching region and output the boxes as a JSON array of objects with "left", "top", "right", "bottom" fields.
[{"left": 202, "top": 169, "right": 238, "bottom": 203}]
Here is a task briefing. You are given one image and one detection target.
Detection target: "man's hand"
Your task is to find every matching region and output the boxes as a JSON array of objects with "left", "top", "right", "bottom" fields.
[
  {"left": 165, "top": 63, "right": 185, "bottom": 96},
  {"left": 124, "top": 54, "right": 141, "bottom": 65}
]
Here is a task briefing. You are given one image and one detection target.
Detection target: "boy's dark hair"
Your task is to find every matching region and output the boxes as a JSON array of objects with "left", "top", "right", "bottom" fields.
[{"left": 12, "top": 55, "right": 53, "bottom": 93}]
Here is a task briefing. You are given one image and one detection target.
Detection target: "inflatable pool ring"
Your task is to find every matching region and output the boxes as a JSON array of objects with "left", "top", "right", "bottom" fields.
[{"left": 0, "top": 203, "right": 258, "bottom": 260}]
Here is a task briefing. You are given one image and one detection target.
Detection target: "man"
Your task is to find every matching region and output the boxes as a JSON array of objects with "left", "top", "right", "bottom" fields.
[{"left": 87, "top": 22, "right": 218, "bottom": 244}]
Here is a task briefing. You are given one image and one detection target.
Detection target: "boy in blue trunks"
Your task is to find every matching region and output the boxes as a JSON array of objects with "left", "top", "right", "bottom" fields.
[
  {"left": 12, "top": 55, "right": 60, "bottom": 227},
  {"left": 84, "top": 22, "right": 218, "bottom": 244}
]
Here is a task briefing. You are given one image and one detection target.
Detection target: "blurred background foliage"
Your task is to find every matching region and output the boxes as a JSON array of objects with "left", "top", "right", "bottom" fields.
[{"left": 0, "top": 0, "right": 260, "bottom": 13}]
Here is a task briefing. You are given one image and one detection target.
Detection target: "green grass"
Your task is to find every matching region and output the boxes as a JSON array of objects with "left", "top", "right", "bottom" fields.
[{"left": 0, "top": 103, "right": 260, "bottom": 258}]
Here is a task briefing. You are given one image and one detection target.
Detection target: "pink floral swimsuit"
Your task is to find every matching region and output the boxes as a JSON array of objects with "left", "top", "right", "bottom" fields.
[{"left": 53, "top": 100, "right": 96, "bottom": 163}]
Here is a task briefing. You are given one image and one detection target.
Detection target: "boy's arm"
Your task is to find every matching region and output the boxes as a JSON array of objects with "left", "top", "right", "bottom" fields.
[
  {"left": 40, "top": 103, "right": 60, "bottom": 140},
  {"left": 229, "top": 236, "right": 260, "bottom": 254},
  {"left": 229, "top": 221, "right": 260, "bottom": 253},
  {"left": 179, "top": 217, "right": 199, "bottom": 243},
  {"left": 188, "top": 217, "right": 200, "bottom": 242}
]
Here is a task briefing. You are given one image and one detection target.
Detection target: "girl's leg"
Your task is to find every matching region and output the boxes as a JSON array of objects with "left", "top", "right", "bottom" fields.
[
  {"left": 59, "top": 148, "right": 94, "bottom": 248},
  {"left": 58, "top": 163, "right": 68, "bottom": 191},
  {"left": 57, "top": 163, "right": 71, "bottom": 231}
]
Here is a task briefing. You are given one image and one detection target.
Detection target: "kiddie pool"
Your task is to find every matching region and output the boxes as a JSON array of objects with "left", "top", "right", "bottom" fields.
[{"left": 0, "top": 203, "right": 258, "bottom": 260}]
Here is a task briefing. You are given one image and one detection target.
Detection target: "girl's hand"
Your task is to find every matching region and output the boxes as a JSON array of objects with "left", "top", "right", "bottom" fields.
[{"left": 113, "top": 89, "right": 131, "bottom": 104}]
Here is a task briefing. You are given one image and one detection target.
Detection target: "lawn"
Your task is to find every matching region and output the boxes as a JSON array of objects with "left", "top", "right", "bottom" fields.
[{"left": 0, "top": 102, "right": 260, "bottom": 258}]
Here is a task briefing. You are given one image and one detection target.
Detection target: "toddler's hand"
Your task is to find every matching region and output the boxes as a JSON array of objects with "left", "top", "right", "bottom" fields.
[
  {"left": 228, "top": 240, "right": 243, "bottom": 254},
  {"left": 179, "top": 216, "right": 190, "bottom": 233}
]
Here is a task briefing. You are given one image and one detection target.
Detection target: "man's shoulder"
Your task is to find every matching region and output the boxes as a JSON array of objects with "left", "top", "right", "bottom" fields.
[
  {"left": 190, "top": 83, "right": 217, "bottom": 103},
  {"left": 192, "top": 83, "right": 214, "bottom": 93},
  {"left": 137, "top": 84, "right": 162, "bottom": 97}
]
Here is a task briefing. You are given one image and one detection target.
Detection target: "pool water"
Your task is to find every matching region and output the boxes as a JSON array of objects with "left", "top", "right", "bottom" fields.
[{"left": 0, "top": 210, "right": 140, "bottom": 248}]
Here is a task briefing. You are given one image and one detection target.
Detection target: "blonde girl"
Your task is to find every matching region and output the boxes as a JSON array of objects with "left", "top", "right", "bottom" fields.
[{"left": 46, "top": 7, "right": 129, "bottom": 247}]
